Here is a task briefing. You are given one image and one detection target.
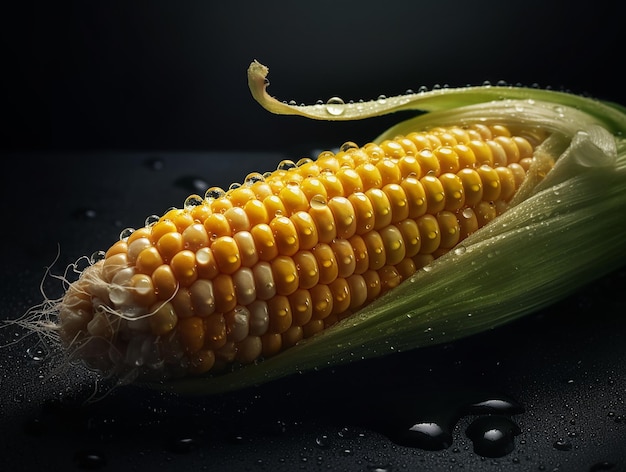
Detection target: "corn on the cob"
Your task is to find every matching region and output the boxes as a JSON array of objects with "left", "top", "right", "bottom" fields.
[
  {"left": 12, "top": 61, "right": 626, "bottom": 395},
  {"left": 56, "top": 123, "right": 545, "bottom": 381}
]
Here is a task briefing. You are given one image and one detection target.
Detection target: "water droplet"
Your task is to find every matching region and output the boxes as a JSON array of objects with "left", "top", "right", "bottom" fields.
[
  {"left": 315, "top": 434, "right": 331, "bottom": 448},
  {"left": 244, "top": 172, "right": 265, "bottom": 186},
  {"left": 340, "top": 141, "right": 359, "bottom": 152},
  {"left": 377, "top": 95, "right": 387, "bottom": 104},
  {"left": 395, "top": 422, "right": 452, "bottom": 450},
  {"left": 553, "top": 438, "right": 572, "bottom": 451},
  {"left": 26, "top": 344, "right": 48, "bottom": 362},
  {"left": 205, "top": 187, "right": 226, "bottom": 202},
  {"left": 74, "top": 450, "right": 107, "bottom": 470},
  {"left": 184, "top": 194, "right": 204, "bottom": 210},
  {"left": 310, "top": 194, "right": 327, "bottom": 209},
  {"left": 90, "top": 251, "right": 106, "bottom": 264},
  {"left": 465, "top": 416, "right": 521, "bottom": 458},
  {"left": 278, "top": 160, "right": 297, "bottom": 171},
  {"left": 325, "top": 97, "right": 345, "bottom": 116},
  {"left": 453, "top": 245, "right": 467, "bottom": 256},
  {"left": 144, "top": 214, "right": 160, "bottom": 227},
  {"left": 119, "top": 227, "right": 135, "bottom": 240}
]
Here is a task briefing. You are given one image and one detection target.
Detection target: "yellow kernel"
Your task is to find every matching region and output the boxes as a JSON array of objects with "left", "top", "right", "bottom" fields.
[
  {"left": 415, "top": 148, "right": 441, "bottom": 176},
  {"left": 136, "top": 246, "right": 164, "bottom": 275},
  {"left": 328, "top": 196, "right": 356, "bottom": 239},
  {"left": 182, "top": 223, "right": 209, "bottom": 252},
  {"left": 251, "top": 224, "right": 278, "bottom": 261},
  {"left": 204, "top": 213, "right": 231, "bottom": 239},
  {"left": 172, "top": 211, "right": 195, "bottom": 233},
  {"left": 376, "top": 158, "right": 401, "bottom": 186},
  {"left": 281, "top": 326, "right": 303, "bottom": 349},
  {"left": 233, "top": 231, "right": 259, "bottom": 267},
  {"left": 453, "top": 143, "right": 477, "bottom": 169},
  {"left": 148, "top": 301, "right": 178, "bottom": 336},
  {"left": 382, "top": 183, "right": 409, "bottom": 223},
  {"left": 224, "top": 206, "right": 251, "bottom": 233},
  {"left": 434, "top": 147, "right": 460, "bottom": 174},
  {"left": 396, "top": 219, "right": 421, "bottom": 257},
  {"left": 302, "top": 319, "right": 325, "bottom": 338},
  {"left": 437, "top": 211, "right": 461, "bottom": 249},
  {"left": 243, "top": 199, "right": 269, "bottom": 226},
  {"left": 457, "top": 168, "right": 483, "bottom": 206},
  {"left": 378, "top": 265, "right": 402, "bottom": 291},
  {"left": 293, "top": 251, "right": 319, "bottom": 289},
  {"left": 188, "top": 349, "right": 216, "bottom": 374},
  {"left": 171, "top": 287, "right": 194, "bottom": 319},
  {"left": 228, "top": 186, "right": 256, "bottom": 207},
  {"left": 157, "top": 231, "right": 184, "bottom": 263},
  {"left": 366, "top": 188, "right": 392, "bottom": 230},
  {"left": 318, "top": 173, "right": 344, "bottom": 198},
  {"left": 329, "top": 278, "right": 351, "bottom": 315},
  {"left": 151, "top": 220, "right": 178, "bottom": 244},
  {"left": 288, "top": 289, "right": 313, "bottom": 326},
  {"left": 309, "top": 201, "right": 337, "bottom": 243},
  {"left": 397, "top": 155, "right": 422, "bottom": 178},
  {"left": 310, "top": 284, "right": 333, "bottom": 320},
  {"left": 349, "top": 234, "right": 369, "bottom": 274},
  {"left": 261, "top": 332, "right": 282, "bottom": 357},
  {"left": 474, "top": 201, "right": 497, "bottom": 227},
  {"left": 348, "top": 192, "right": 375, "bottom": 235},
  {"left": 468, "top": 140, "right": 494, "bottom": 166},
  {"left": 457, "top": 207, "right": 479, "bottom": 239},
  {"left": 417, "top": 214, "right": 441, "bottom": 254},
  {"left": 267, "top": 295, "right": 292, "bottom": 334},
  {"left": 379, "top": 225, "right": 406, "bottom": 266},
  {"left": 487, "top": 140, "right": 508, "bottom": 167},
  {"left": 177, "top": 316, "right": 205, "bottom": 353},
  {"left": 401, "top": 177, "right": 427, "bottom": 218},
  {"left": 300, "top": 177, "right": 328, "bottom": 202},
  {"left": 362, "top": 230, "right": 386, "bottom": 270},
  {"left": 263, "top": 194, "right": 287, "bottom": 219},
  {"left": 335, "top": 168, "right": 363, "bottom": 195},
  {"left": 152, "top": 264, "right": 177, "bottom": 300},
  {"left": 346, "top": 274, "right": 367, "bottom": 310},
  {"left": 105, "top": 240, "right": 128, "bottom": 258},
  {"left": 380, "top": 139, "right": 406, "bottom": 159},
  {"left": 211, "top": 236, "right": 241, "bottom": 274},
  {"left": 361, "top": 270, "right": 382, "bottom": 302},
  {"left": 355, "top": 162, "right": 382, "bottom": 190},
  {"left": 496, "top": 166, "right": 517, "bottom": 200},
  {"left": 203, "top": 314, "right": 227, "bottom": 350},
  {"left": 476, "top": 165, "right": 501, "bottom": 201},
  {"left": 439, "top": 173, "right": 465, "bottom": 211},
  {"left": 170, "top": 249, "right": 198, "bottom": 287},
  {"left": 331, "top": 238, "right": 356, "bottom": 278},
  {"left": 212, "top": 274, "right": 237, "bottom": 313},
  {"left": 270, "top": 216, "right": 300, "bottom": 256},
  {"left": 420, "top": 175, "right": 446, "bottom": 214},
  {"left": 312, "top": 243, "right": 338, "bottom": 285},
  {"left": 271, "top": 256, "right": 300, "bottom": 295},
  {"left": 495, "top": 136, "right": 520, "bottom": 164},
  {"left": 195, "top": 247, "right": 219, "bottom": 279},
  {"left": 279, "top": 185, "right": 309, "bottom": 215},
  {"left": 290, "top": 211, "right": 319, "bottom": 250}
]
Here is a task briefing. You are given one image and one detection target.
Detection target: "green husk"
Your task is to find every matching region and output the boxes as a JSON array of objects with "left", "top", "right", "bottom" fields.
[{"left": 158, "top": 62, "right": 626, "bottom": 394}]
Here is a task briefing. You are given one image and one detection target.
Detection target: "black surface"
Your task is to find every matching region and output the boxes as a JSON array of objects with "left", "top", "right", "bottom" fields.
[{"left": 1, "top": 151, "right": 625, "bottom": 472}]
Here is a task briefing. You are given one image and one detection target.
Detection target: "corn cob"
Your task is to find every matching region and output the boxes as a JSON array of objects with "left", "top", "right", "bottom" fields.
[
  {"left": 55, "top": 122, "right": 547, "bottom": 382},
  {"left": 13, "top": 61, "right": 626, "bottom": 395}
]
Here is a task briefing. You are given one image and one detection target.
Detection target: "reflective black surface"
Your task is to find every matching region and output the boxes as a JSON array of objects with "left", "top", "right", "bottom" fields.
[{"left": 1, "top": 151, "right": 625, "bottom": 472}]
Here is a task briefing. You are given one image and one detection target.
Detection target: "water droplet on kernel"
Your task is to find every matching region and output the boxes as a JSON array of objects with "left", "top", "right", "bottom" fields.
[
  {"left": 310, "top": 194, "right": 327, "bottom": 209},
  {"left": 184, "top": 194, "right": 204, "bottom": 210},
  {"left": 90, "top": 251, "right": 106, "bottom": 264},
  {"left": 205, "top": 187, "right": 226, "bottom": 202},
  {"left": 119, "top": 228, "right": 135, "bottom": 240}
]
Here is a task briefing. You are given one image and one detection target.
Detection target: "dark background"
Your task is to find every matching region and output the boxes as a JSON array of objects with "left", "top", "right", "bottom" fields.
[
  {"left": 2, "top": 2, "right": 626, "bottom": 472},
  {"left": 2, "top": 1, "right": 625, "bottom": 155}
]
